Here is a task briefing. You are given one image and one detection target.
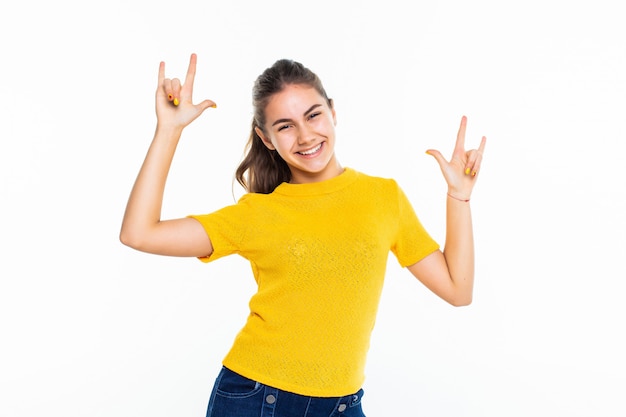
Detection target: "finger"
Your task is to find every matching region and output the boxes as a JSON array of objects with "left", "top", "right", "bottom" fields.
[
  {"left": 171, "top": 78, "right": 182, "bottom": 106},
  {"left": 474, "top": 136, "right": 487, "bottom": 176},
  {"left": 197, "top": 99, "right": 218, "bottom": 111},
  {"left": 162, "top": 78, "right": 174, "bottom": 102},
  {"left": 157, "top": 62, "right": 170, "bottom": 102},
  {"left": 158, "top": 61, "right": 165, "bottom": 86},
  {"left": 467, "top": 136, "right": 486, "bottom": 176},
  {"left": 478, "top": 135, "right": 487, "bottom": 154},
  {"left": 425, "top": 149, "right": 448, "bottom": 168},
  {"left": 183, "top": 53, "right": 198, "bottom": 93},
  {"left": 453, "top": 115, "right": 467, "bottom": 155},
  {"left": 466, "top": 138, "right": 486, "bottom": 175},
  {"left": 465, "top": 149, "right": 481, "bottom": 177}
]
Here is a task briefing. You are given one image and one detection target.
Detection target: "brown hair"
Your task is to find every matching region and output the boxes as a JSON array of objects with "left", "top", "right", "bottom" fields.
[{"left": 235, "top": 59, "right": 331, "bottom": 194}]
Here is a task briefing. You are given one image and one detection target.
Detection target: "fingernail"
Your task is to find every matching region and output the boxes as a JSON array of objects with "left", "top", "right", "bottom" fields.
[
  {"left": 168, "top": 94, "right": 173, "bottom": 101},
  {"left": 211, "top": 104, "right": 217, "bottom": 108},
  {"left": 465, "top": 167, "right": 471, "bottom": 175},
  {"left": 173, "top": 98, "right": 179, "bottom": 106},
  {"left": 472, "top": 171, "right": 477, "bottom": 177}
]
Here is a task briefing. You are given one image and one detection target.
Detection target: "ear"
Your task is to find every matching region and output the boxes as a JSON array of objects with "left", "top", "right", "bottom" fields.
[
  {"left": 329, "top": 98, "right": 337, "bottom": 126},
  {"left": 255, "top": 126, "right": 275, "bottom": 150}
]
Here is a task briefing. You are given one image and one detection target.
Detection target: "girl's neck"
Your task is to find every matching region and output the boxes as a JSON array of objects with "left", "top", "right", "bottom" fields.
[{"left": 288, "top": 159, "right": 344, "bottom": 185}]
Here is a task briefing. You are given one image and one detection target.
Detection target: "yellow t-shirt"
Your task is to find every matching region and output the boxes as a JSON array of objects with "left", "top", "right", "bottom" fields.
[{"left": 190, "top": 168, "right": 439, "bottom": 397}]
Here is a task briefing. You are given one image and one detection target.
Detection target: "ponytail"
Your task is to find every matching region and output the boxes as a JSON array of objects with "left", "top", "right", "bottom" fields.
[{"left": 235, "top": 120, "right": 291, "bottom": 194}]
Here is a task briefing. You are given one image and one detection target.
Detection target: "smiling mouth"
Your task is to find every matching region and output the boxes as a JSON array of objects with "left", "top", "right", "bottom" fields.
[{"left": 297, "top": 143, "right": 323, "bottom": 156}]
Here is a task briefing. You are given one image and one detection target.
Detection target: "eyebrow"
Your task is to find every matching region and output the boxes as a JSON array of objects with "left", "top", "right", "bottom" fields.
[{"left": 271, "top": 104, "right": 323, "bottom": 127}]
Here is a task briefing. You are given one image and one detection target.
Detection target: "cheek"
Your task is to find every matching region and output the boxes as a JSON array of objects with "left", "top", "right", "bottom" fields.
[
  {"left": 310, "top": 116, "right": 333, "bottom": 133},
  {"left": 322, "top": 117, "right": 336, "bottom": 134},
  {"left": 272, "top": 133, "right": 295, "bottom": 151}
]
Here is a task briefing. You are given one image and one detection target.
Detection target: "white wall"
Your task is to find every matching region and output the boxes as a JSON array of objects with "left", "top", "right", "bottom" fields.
[{"left": 1, "top": 1, "right": 624, "bottom": 416}]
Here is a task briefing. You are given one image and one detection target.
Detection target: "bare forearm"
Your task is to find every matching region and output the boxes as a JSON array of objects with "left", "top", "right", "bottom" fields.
[
  {"left": 418, "top": 116, "right": 484, "bottom": 305},
  {"left": 443, "top": 196, "right": 475, "bottom": 303},
  {"left": 120, "top": 124, "right": 183, "bottom": 245}
]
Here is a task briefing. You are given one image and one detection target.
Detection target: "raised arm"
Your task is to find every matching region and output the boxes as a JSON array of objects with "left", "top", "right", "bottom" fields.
[
  {"left": 408, "top": 116, "right": 486, "bottom": 306},
  {"left": 119, "top": 54, "right": 216, "bottom": 257}
]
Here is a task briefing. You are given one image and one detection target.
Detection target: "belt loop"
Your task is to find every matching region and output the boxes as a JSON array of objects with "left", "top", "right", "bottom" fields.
[{"left": 261, "top": 386, "right": 279, "bottom": 417}]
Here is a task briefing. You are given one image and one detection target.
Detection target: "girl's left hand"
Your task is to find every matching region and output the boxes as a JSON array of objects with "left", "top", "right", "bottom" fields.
[{"left": 426, "top": 116, "right": 486, "bottom": 200}]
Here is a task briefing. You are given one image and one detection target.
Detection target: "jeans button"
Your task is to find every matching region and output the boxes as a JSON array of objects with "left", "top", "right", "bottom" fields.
[
  {"left": 338, "top": 404, "right": 347, "bottom": 412},
  {"left": 265, "top": 394, "right": 276, "bottom": 404}
]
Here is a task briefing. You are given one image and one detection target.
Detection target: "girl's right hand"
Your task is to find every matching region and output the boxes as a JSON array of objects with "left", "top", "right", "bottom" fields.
[{"left": 156, "top": 53, "right": 216, "bottom": 130}]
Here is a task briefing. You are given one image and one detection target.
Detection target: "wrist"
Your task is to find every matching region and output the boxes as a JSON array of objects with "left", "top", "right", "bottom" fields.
[
  {"left": 155, "top": 122, "right": 184, "bottom": 137},
  {"left": 447, "top": 192, "right": 470, "bottom": 202}
]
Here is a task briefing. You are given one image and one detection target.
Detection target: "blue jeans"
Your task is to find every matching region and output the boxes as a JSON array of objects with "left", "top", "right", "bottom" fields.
[{"left": 206, "top": 366, "right": 366, "bottom": 417}]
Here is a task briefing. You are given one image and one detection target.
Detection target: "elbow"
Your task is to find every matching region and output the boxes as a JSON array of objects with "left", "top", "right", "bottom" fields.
[
  {"left": 119, "top": 229, "right": 133, "bottom": 248},
  {"left": 450, "top": 298, "right": 472, "bottom": 307},
  {"left": 436, "top": 288, "right": 472, "bottom": 307},
  {"left": 448, "top": 293, "right": 473, "bottom": 307},
  {"left": 119, "top": 227, "right": 143, "bottom": 250}
]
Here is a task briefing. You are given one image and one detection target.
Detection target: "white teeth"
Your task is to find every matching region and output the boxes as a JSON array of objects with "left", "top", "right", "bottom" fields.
[{"left": 298, "top": 143, "right": 322, "bottom": 155}]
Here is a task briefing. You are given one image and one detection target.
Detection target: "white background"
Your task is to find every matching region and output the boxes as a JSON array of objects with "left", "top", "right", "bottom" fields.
[{"left": 1, "top": 1, "right": 625, "bottom": 416}]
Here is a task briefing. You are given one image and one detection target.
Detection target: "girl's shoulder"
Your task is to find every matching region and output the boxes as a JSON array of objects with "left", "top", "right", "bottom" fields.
[{"left": 352, "top": 169, "right": 403, "bottom": 193}]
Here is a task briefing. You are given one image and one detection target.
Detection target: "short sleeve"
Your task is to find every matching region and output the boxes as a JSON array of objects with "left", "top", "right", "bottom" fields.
[
  {"left": 391, "top": 185, "right": 440, "bottom": 267},
  {"left": 188, "top": 195, "right": 253, "bottom": 263}
]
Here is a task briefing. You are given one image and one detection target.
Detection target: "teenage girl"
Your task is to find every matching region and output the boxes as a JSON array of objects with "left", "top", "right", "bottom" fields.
[{"left": 120, "top": 53, "right": 486, "bottom": 417}]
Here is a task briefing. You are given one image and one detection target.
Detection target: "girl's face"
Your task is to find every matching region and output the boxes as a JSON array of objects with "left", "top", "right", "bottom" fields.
[{"left": 255, "top": 84, "right": 343, "bottom": 184}]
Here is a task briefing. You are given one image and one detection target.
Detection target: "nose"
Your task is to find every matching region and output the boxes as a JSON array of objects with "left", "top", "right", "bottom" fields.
[{"left": 297, "top": 123, "right": 316, "bottom": 145}]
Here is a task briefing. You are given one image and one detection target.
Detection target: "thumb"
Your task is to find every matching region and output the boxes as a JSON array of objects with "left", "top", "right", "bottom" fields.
[
  {"left": 425, "top": 149, "right": 447, "bottom": 167},
  {"left": 197, "top": 99, "right": 217, "bottom": 111}
]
